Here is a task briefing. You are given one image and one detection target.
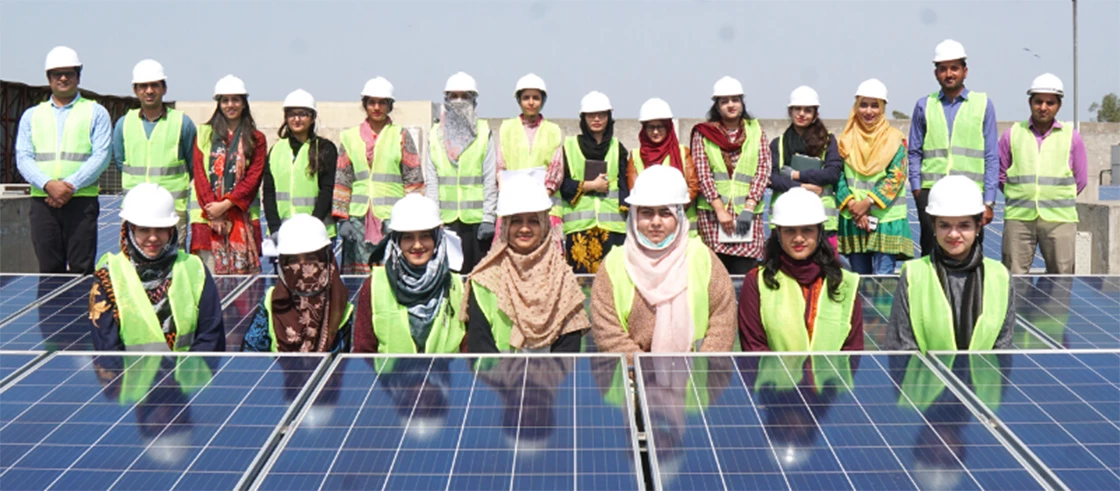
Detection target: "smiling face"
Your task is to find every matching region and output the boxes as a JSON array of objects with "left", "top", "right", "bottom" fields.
[
  {"left": 133, "top": 81, "right": 166, "bottom": 110},
  {"left": 584, "top": 111, "right": 609, "bottom": 133},
  {"left": 400, "top": 230, "right": 436, "bottom": 267},
  {"left": 364, "top": 97, "right": 392, "bottom": 123},
  {"left": 518, "top": 89, "right": 543, "bottom": 117},
  {"left": 717, "top": 96, "right": 743, "bottom": 120},
  {"left": 47, "top": 67, "right": 80, "bottom": 99},
  {"left": 285, "top": 108, "right": 314, "bottom": 136},
  {"left": 636, "top": 206, "right": 679, "bottom": 245},
  {"left": 789, "top": 106, "right": 817, "bottom": 129},
  {"left": 130, "top": 224, "right": 173, "bottom": 259},
  {"left": 778, "top": 225, "right": 819, "bottom": 260},
  {"left": 643, "top": 120, "right": 668, "bottom": 144},
  {"left": 219, "top": 95, "right": 244, "bottom": 121},
  {"left": 857, "top": 97, "right": 884, "bottom": 124},
  {"left": 1030, "top": 93, "right": 1061, "bottom": 127},
  {"left": 506, "top": 212, "right": 544, "bottom": 254},
  {"left": 934, "top": 60, "right": 968, "bottom": 92},
  {"left": 934, "top": 216, "right": 978, "bottom": 261}
]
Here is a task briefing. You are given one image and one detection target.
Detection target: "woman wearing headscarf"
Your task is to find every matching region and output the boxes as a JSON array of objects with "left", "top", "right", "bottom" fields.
[
  {"left": 544, "top": 91, "right": 629, "bottom": 274},
  {"left": 189, "top": 75, "right": 266, "bottom": 274},
  {"left": 463, "top": 174, "right": 589, "bottom": 353},
  {"left": 352, "top": 194, "right": 466, "bottom": 353},
  {"left": 835, "top": 79, "right": 914, "bottom": 274},
  {"left": 423, "top": 71, "right": 498, "bottom": 275},
  {"left": 691, "top": 76, "right": 771, "bottom": 274},
  {"left": 90, "top": 184, "right": 225, "bottom": 352},
  {"left": 591, "top": 166, "right": 735, "bottom": 361},
  {"left": 887, "top": 176, "right": 1015, "bottom": 352},
  {"left": 769, "top": 86, "right": 843, "bottom": 249},
  {"left": 738, "top": 188, "right": 863, "bottom": 352},
  {"left": 627, "top": 98, "right": 699, "bottom": 236},
  {"left": 241, "top": 214, "right": 352, "bottom": 352},
  {"left": 333, "top": 77, "right": 424, "bottom": 274},
  {"left": 263, "top": 89, "right": 337, "bottom": 241}
]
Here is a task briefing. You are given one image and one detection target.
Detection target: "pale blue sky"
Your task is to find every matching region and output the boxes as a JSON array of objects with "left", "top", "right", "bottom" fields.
[{"left": 2, "top": 0, "right": 1117, "bottom": 119}]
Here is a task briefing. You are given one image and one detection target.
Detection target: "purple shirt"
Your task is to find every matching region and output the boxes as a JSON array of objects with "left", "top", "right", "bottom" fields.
[
  {"left": 998, "top": 120, "right": 1088, "bottom": 195},
  {"left": 907, "top": 88, "right": 1001, "bottom": 202}
]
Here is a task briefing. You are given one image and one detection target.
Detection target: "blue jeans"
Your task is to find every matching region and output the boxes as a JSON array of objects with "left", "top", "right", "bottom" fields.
[{"left": 846, "top": 252, "right": 898, "bottom": 275}]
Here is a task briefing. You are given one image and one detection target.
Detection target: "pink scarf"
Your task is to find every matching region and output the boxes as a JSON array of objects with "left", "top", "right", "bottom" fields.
[{"left": 623, "top": 205, "right": 693, "bottom": 352}]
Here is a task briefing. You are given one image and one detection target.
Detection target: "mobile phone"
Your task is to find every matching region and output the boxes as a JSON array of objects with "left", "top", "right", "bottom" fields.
[{"left": 867, "top": 216, "right": 879, "bottom": 231}]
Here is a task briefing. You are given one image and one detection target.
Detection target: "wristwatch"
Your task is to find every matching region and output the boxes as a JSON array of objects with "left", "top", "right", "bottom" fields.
[{"left": 984, "top": 201, "right": 995, "bottom": 209}]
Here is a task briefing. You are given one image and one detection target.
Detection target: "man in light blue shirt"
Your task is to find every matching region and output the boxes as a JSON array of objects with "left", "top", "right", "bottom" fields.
[{"left": 15, "top": 46, "right": 111, "bottom": 274}]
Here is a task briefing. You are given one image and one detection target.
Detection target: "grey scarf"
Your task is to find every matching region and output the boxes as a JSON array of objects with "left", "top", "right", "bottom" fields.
[
  {"left": 441, "top": 97, "right": 478, "bottom": 165},
  {"left": 384, "top": 232, "right": 452, "bottom": 350}
]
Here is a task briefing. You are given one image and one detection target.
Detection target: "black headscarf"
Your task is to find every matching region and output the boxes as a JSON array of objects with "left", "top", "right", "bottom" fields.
[
  {"left": 780, "top": 126, "right": 809, "bottom": 168},
  {"left": 577, "top": 113, "right": 615, "bottom": 160},
  {"left": 931, "top": 223, "right": 986, "bottom": 349}
]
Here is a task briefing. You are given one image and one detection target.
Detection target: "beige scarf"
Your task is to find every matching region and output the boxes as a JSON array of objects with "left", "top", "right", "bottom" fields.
[{"left": 623, "top": 206, "right": 694, "bottom": 352}]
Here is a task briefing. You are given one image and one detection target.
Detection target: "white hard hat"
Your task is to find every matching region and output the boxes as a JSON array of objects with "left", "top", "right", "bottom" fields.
[
  {"left": 444, "top": 71, "right": 478, "bottom": 93},
  {"left": 1028, "top": 73, "right": 1064, "bottom": 96},
  {"left": 925, "top": 175, "right": 985, "bottom": 217},
  {"left": 626, "top": 165, "right": 690, "bottom": 207},
  {"left": 515, "top": 73, "right": 547, "bottom": 95},
  {"left": 639, "top": 98, "right": 673, "bottom": 122},
  {"left": 389, "top": 194, "right": 443, "bottom": 232},
  {"left": 580, "top": 91, "right": 612, "bottom": 113},
  {"left": 712, "top": 76, "right": 744, "bottom": 98},
  {"left": 283, "top": 89, "right": 316, "bottom": 111},
  {"left": 213, "top": 75, "right": 247, "bottom": 97},
  {"left": 131, "top": 59, "right": 166, "bottom": 84},
  {"left": 855, "top": 78, "right": 889, "bottom": 103},
  {"left": 361, "top": 77, "right": 395, "bottom": 99},
  {"left": 120, "top": 183, "right": 179, "bottom": 228},
  {"left": 497, "top": 174, "right": 552, "bottom": 216},
  {"left": 44, "top": 46, "right": 81, "bottom": 71},
  {"left": 788, "top": 86, "right": 820, "bottom": 107},
  {"left": 933, "top": 39, "right": 968, "bottom": 63},
  {"left": 770, "top": 187, "right": 827, "bottom": 227},
  {"left": 276, "top": 214, "right": 331, "bottom": 255}
]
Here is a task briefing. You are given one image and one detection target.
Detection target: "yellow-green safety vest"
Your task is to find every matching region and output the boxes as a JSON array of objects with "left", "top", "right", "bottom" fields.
[
  {"left": 696, "top": 119, "right": 765, "bottom": 214},
  {"left": 369, "top": 267, "right": 464, "bottom": 353},
  {"left": 269, "top": 137, "right": 335, "bottom": 237},
  {"left": 104, "top": 251, "right": 205, "bottom": 352},
  {"left": 920, "top": 91, "right": 988, "bottom": 189},
  {"left": 29, "top": 97, "right": 99, "bottom": 198},
  {"left": 431, "top": 120, "right": 490, "bottom": 225},
  {"left": 500, "top": 118, "right": 563, "bottom": 217},
  {"left": 630, "top": 146, "right": 698, "bottom": 238},
  {"left": 841, "top": 146, "right": 909, "bottom": 223},
  {"left": 121, "top": 108, "right": 189, "bottom": 213},
  {"left": 119, "top": 355, "right": 213, "bottom": 405},
  {"left": 262, "top": 286, "right": 353, "bottom": 352},
  {"left": 602, "top": 359, "right": 714, "bottom": 413},
  {"left": 899, "top": 354, "right": 1002, "bottom": 411},
  {"left": 560, "top": 136, "right": 626, "bottom": 235},
  {"left": 753, "top": 354, "right": 854, "bottom": 394},
  {"left": 758, "top": 269, "right": 860, "bottom": 351},
  {"left": 342, "top": 124, "right": 404, "bottom": 220},
  {"left": 1005, "top": 121, "right": 1078, "bottom": 223},
  {"left": 188, "top": 124, "right": 261, "bottom": 225},
  {"left": 772, "top": 134, "right": 838, "bottom": 231},
  {"left": 903, "top": 256, "right": 1009, "bottom": 352}
]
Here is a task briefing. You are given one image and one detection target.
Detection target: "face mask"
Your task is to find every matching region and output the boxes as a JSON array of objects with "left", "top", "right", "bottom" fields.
[{"left": 639, "top": 230, "right": 678, "bottom": 250}]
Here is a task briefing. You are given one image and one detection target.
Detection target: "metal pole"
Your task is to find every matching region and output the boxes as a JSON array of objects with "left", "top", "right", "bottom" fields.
[{"left": 1073, "top": 0, "right": 1079, "bottom": 130}]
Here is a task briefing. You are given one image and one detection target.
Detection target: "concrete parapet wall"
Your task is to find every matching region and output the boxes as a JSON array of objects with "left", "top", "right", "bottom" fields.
[{"left": 1076, "top": 199, "right": 1120, "bottom": 274}]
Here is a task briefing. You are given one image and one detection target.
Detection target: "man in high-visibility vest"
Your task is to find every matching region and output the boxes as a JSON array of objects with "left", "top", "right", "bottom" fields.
[
  {"left": 112, "top": 59, "right": 197, "bottom": 249},
  {"left": 907, "top": 39, "right": 1000, "bottom": 257},
  {"left": 15, "top": 46, "right": 111, "bottom": 274},
  {"left": 998, "top": 74, "right": 1087, "bottom": 274}
]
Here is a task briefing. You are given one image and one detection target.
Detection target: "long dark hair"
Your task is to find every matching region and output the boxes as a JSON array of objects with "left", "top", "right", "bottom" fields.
[
  {"left": 278, "top": 113, "right": 328, "bottom": 176},
  {"left": 205, "top": 96, "right": 257, "bottom": 159},
  {"left": 761, "top": 225, "right": 845, "bottom": 302},
  {"left": 789, "top": 108, "right": 829, "bottom": 157},
  {"left": 706, "top": 96, "right": 755, "bottom": 123}
]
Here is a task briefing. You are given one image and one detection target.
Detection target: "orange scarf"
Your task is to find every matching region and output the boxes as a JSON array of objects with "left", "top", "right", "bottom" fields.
[{"left": 836, "top": 98, "right": 904, "bottom": 176}]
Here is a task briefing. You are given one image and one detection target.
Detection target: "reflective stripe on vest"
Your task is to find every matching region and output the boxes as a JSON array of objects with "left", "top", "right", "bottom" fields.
[
  {"left": 369, "top": 268, "right": 464, "bottom": 353},
  {"left": 343, "top": 124, "right": 404, "bottom": 220},
  {"left": 1005, "top": 121, "right": 1077, "bottom": 223},
  {"left": 269, "top": 138, "right": 335, "bottom": 236},
  {"left": 899, "top": 354, "right": 1002, "bottom": 411},
  {"left": 841, "top": 146, "right": 909, "bottom": 223},
  {"left": 696, "top": 119, "right": 764, "bottom": 214},
  {"left": 29, "top": 98, "right": 98, "bottom": 197},
  {"left": 771, "top": 134, "right": 838, "bottom": 231},
  {"left": 431, "top": 120, "right": 490, "bottom": 224},
  {"left": 189, "top": 124, "right": 261, "bottom": 224},
  {"left": 107, "top": 251, "right": 205, "bottom": 351},
  {"left": 500, "top": 118, "right": 563, "bottom": 217},
  {"left": 602, "top": 237, "right": 711, "bottom": 350},
  {"left": 903, "top": 256, "right": 1009, "bottom": 352},
  {"left": 753, "top": 354, "right": 854, "bottom": 394},
  {"left": 758, "top": 269, "right": 859, "bottom": 351},
  {"left": 560, "top": 136, "right": 625, "bottom": 235},
  {"left": 920, "top": 91, "right": 987, "bottom": 189},
  {"left": 121, "top": 109, "right": 189, "bottom": 213},
  {"left": 630, "top": 146, "right": 699, "bottom": 238},
  {"left": 263, "top": 286, "right": 353, "bottom": 352}
]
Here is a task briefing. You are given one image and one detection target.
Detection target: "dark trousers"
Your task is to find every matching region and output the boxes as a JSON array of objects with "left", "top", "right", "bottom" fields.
[
  {"left": 447, "top": 221, "right": 492, "bottom": 275},
  {"left": 30, "top": 196, "right": 99, "bottom": 274},
  {"left": 716, "top": 253, "right": 758, "bottom": 275},
  {"left": 914, "top": 190, "right": 935, "bottom": 257}
]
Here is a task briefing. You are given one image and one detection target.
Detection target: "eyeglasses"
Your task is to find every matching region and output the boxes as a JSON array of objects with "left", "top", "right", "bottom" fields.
[
  {"left": 287, "top": 111, "right": 313, "bottom": 120},
  {"left": 48, "top": 70, "right": 77, "bottom": 80},
  {"left": 644, "top": 123, "right": 668, "bottom": 133}
]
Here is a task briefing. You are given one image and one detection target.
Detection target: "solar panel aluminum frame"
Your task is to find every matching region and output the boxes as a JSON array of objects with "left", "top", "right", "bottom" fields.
[
  {"left": 218, "top": 275, "right": 259, "bottom": 309},
  {"left": 0, "top": 349, "right": 47, "bottom": 388},
  {"left": 0, "top": 274, "right": 86, "bottom": 328},
  {"left": 248, "top": 352, "right": 645, "bottom": 491}
]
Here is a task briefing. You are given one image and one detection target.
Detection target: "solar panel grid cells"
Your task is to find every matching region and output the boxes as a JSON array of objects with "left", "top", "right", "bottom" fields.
[
  {"left": 0, "top": 352, "right": 43, "bottom": 386},
  {"left": 0, "top": 353, "right": 324, "bottom": 491},
  {"left": 637, "top": 354, "right": 1047, "bottom": 491},
  {"left": 1014, "top": 277, "right": 1120, "bottom": 349},
  {"left": 0, "top": 276, "right": 76, "bottom": 323},
  {"left": 0, "top": 277, "right": 96, "bottom": 352}
]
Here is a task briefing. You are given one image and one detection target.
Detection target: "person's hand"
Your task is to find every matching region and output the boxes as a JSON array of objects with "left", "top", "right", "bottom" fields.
[
  {"left": 735, "top": 210, "right": 755, "bottom": 236},
  {"left": 982, "top": 205, "right": 994, "bottom": 226},
  {"left": 209, "top": 218, "right": 228, "bottom": 236},
  {"left": 848, "top": 196, "right": 872, "bottom": 218},
  {"left": 477, "top": 222, "right": 495, "bottom": 241},
  {"left": 802, "top": 183, "right": 823, "bottom": 196},
  {"left": 912, "top": 188, "right": 922, "bottom": 199},
  {"left": 205, "top": 200, "right": 232, "bottom": 219},
  {"left": 585, "top": 174, "right": 609, "bottom": 194},
  {"left": 715, "top": 207, "right": 736, "bottom": 235},
  {"left": 44, "top": 180, "right": 73, "bottom": 208},
  {"left": 856, "top": 215, "right": 871, "bottom": 232},
  {"left": 338, "top": 220, "right": 358, "bottom": 242},
  {"left": 780, "top": 166, "right": 795, "bottom": 180}
]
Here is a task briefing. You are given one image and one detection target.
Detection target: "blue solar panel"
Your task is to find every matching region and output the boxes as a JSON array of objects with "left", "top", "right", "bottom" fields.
[
  {"left": 221, "top": 275, "right": 368, "bottom": 351},
  {"left": 637, "top": 353, "right": 1051, "bottom": 490},
  {"left": 930, "top": 350, "right": 1120, "bottom": 489},
  {"left": 1015, "top": 277, "right": 1120, "bottom": 349},
  {"left": 0, "top": 351, "right": 45, "bottom": 387},
  {"left": 1099, "top": 185, "right": 1120, "bottom": 201},
  {"left": 0, "top": 275, "right": 79, "bottom": 324},
  {"left": 0, "top": 352, "right": 327, "bottom": 490},
  {"left": 97, "top": 195, "right": 123, "bottom": 259},
  {"left": 253, "top": 355, "right": 642, "bottom": 490}
]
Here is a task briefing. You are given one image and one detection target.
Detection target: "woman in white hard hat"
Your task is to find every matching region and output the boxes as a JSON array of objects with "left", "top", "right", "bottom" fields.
[
  {"left": 887, "top": 176, "right": 1014, "bottom": 352},
  {"left": 334, "top": 77, "right": 424, "bottom": 274},
  {"left": 352, "top": 194, "right": 466, "bottom": 353},
  {"left": 690, "top": 76, "right": 771, "bottom": 274},
  {"left": 544, "top": 91, "right": 630, "bottom": 274},
  {"left": 241, "top": 214, "right": 352, "bottom": 352},
  {"left": 769, "top": 86, "right": 842, "bottom": 249},
  {"left": 738, "top": 187, "right": 863, "bottom": 351},
  {"left": 423, "top": 71, "right": 498, "bottom": 275},
  {"left": 463, "top": 174, "right": 589, "bottom": 353},
  {"left": 591, "top": 166, "right": 735, "bottom": 361},
  {"left": 190, "top": 75, "right": 267, "bottom": 274},
  {"left": 627, "top": 98, "right": 699, "bottom": 236},
  {"left": 263, "top": 89, "right": 338, "bottom": 245},
  {"left": 835, "top": 79, "right": 914, "bottom": 274},
  {"left": 89, "top": 183, "right": 225, "bottom": 351}
]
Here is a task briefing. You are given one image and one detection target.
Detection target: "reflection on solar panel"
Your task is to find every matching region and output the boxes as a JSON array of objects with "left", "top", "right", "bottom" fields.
[
  {"left": 932, "top": 350, "right": 1120, "bottom": 490},
  {"left": 0, "top": 275, "right": 79, "bottom": 323},
  {"left": 637, "top": 353, "right": 1051, "bottom": 490},
  {"left": 0, "top": 352, "right": 326, "bottom": 490},
  {"left": 1014, "top": 277, "right": 1120, "bottom": 349},
  {"left": 254, "top": 355, "right": 642, "bottom": 490},
  {"left": 222, "top": 276, "right": 368, "bottom": 351},
  {"left": 0, "top": 351, "right": 45, "bottom": 387},
  {"left": 0, "top": 277, "right": 96, "bottom": 351}
]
